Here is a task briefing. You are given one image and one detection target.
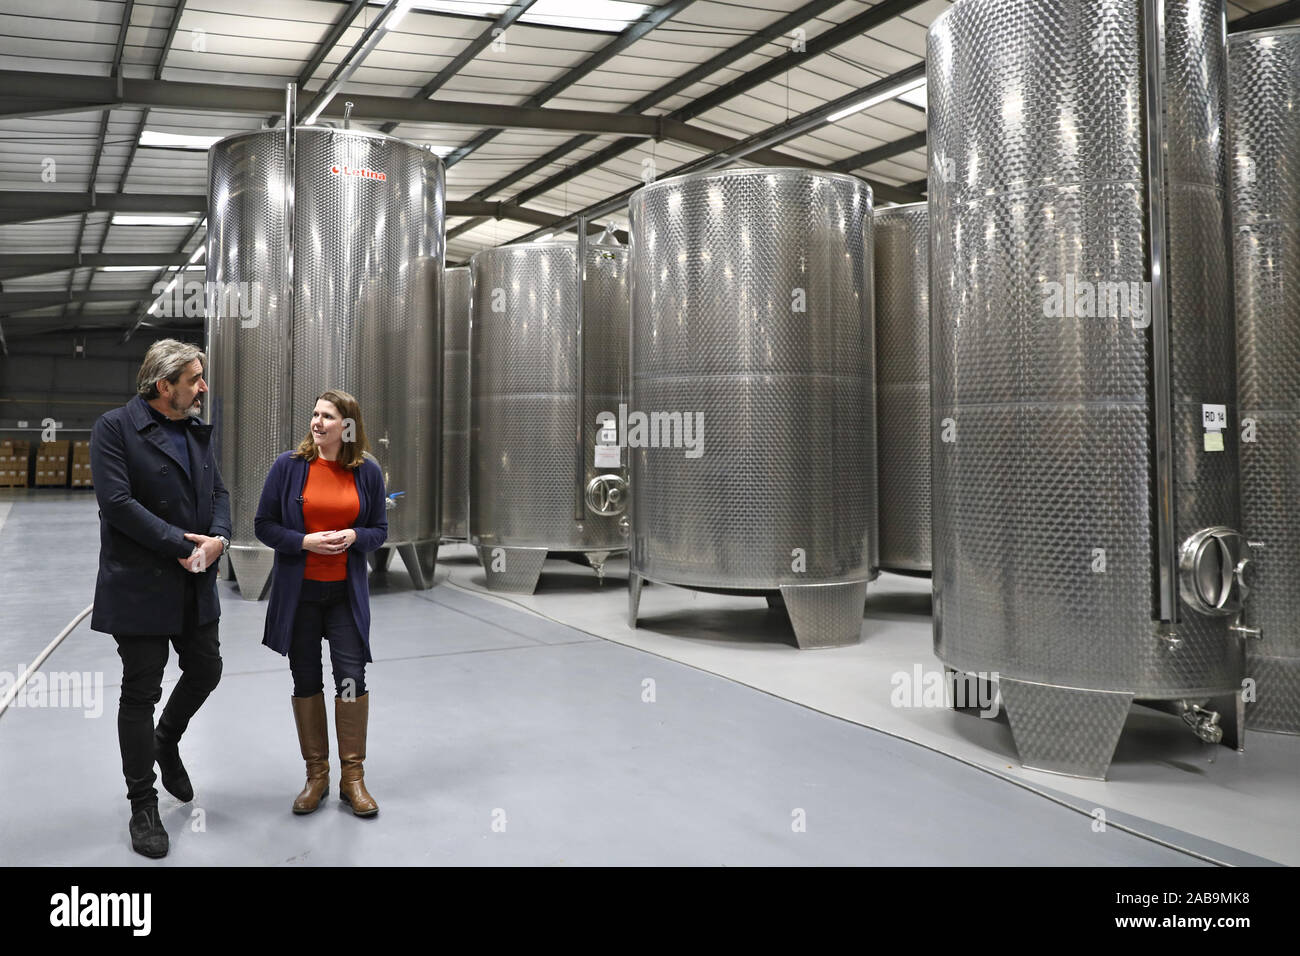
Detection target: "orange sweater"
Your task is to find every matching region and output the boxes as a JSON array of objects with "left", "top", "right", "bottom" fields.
[{"left": 302, "top": 456, "right": 360, "bottom": 582}]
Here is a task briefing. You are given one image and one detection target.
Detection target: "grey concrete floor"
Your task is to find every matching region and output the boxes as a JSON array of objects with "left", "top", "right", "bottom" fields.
[{"left": 0, "top": 490, "right": 1256, "bottom": 865}]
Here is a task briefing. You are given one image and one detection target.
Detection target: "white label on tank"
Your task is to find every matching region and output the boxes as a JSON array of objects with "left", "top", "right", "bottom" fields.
[
  {"left": 594, "top": 445, "right": 620, "bottom": 468},
  {"left": 1202, "top": 404, "right": 1227, "bottom": 432}
]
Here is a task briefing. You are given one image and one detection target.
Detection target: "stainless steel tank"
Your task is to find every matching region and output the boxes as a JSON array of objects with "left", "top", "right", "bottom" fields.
[
  {"left": 874, "top": 203, "right": 930, "bottom": 575},
  {"left": 1230, "top": 26, "right": 1300, "bottom": 735},
  {"left": 929, "top": 0, "right": 1252, "bottom": 778},
  {"left": 626, "top": 167, "right": 876, "bottom": 649},
  {"left": 206, "top": 124, "right": 444, "bottom": 599},
  {"left": 468, "top": 238, "right": 629, "bottom": 593},
  {"left": 442, "top": 265, "right": 470, "bottom": 540}
]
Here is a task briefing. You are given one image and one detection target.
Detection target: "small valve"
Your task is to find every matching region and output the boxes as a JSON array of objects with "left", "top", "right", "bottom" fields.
[{"left": 1180, "top": 704, "right": 1223, "bottom": 745}]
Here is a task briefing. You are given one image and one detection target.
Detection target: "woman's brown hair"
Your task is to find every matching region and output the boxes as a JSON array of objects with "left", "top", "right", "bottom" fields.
[{"left": 293, "top": 388, "right": 370, "bottom": 470}]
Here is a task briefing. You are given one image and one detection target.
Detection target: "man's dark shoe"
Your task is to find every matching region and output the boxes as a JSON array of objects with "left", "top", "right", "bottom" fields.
[
  {"left": 154, "top": 731, "right": 194, "bottom": 802},
  {"left": 129, "top": 806, "right": 169, "bottom": 859}
]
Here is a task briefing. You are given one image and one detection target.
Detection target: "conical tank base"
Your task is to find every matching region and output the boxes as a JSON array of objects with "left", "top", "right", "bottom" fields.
[
  {"left": 998, "top": 679, "right": 1133, "bottom": 780},
  {"left": 779, "top": 580, "right": 868, "bottom": 649},
  {"left": 397, "top": 541, "right": 439, "bottom": 590},
  {"left": 477, "top": 546, "right": 546, "bottom": 594},
  {"left": 228, "top": 546, "right": 274, "bottom": 602}
]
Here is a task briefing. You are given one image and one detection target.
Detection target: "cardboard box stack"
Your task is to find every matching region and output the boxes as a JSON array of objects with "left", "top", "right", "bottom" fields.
[
  {"left": 35, "top": 440, "right": 70, "bottom": 487},
  {"left": 70, "top": 440, "right": 93, "bottom": 488},
  {"left": 0, "top": 440, "right": 31, "bottom": 488}
]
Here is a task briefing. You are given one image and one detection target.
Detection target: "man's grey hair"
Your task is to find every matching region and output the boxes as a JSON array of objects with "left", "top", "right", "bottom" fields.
[{"left": 136, "top": 338, "right": 205, "bottom": 399}]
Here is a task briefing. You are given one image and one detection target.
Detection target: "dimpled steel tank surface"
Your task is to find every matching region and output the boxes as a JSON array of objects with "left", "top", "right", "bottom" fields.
[
  {"left": 468, "top": 240, "right": 629, "bottom": 594},
  {"left": 1230, "top": 27, "right": 1300, "bottom": 735},
  {"left": 929, "top": 0, "right": 1254, "bottom": 778},
  {"left": 627, "top": 167, "right": 877, "bottom": 649},
  {"left": 874, "top": 203, "right": 931, "bottom": 575},
  {"left": 206, "top": 127, "right": 444, "bottom": 599},
  {"left": 442, "top": 266, "right": 471, "bottom": 541}
]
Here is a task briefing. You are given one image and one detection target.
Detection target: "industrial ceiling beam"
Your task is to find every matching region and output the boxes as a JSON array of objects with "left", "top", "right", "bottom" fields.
[
  {"left": 500, "top": 65, "right": 930, "bottom": 246},
  {"left": 452, "top": 61, "right": 928, "bottom": 244},
  {"left": 123, "top": 216, "right": 207, "bottom": 342},
  {"left": 379, "top": 0, "right": 540, "bottom": 136},
  {"left": 811, "top": 0, "right": 1297, "bottom": 181},
  {"left": 0, "top": 253, "right": 190, "bottom": 281},
  {"left": 0, "top": 98, "right": 121, "bottom": 120},
  {"left": 0, "top": 70, "right": 708, "bottom": 138},
  {"left": 446, "top": 140, "right": 820, "bottom": 241},
  {"left": 1228, "top": 0, "right": 1300, "bottom": 31},
  {"left": 64, "top": 0, "right": 134, "bottom": 326},
  {"left": 828, "top": 129, "right": 927, "bottom": 173},
  {"left": 447, "top": 201, "right": 559, "bottom": 228},
  {"left": 156, "top": 0, "right": 190, "bottom": 78},
  {"left": 267, "top": 0, "right": 368, "bottom": 126},
  {"left": 0, "top": 191, "right": 577, "bottom": 232},
  {"left": 450, "top": 0, "right": 928, "bottom": 238},
  {"left": 0, "top": 192, "right": 207, "bottom": 211},
  {"left": 76, "top": 0, "right": 191, "bottom": 324},
  {"left": 442, "top": 0, "right": 699, "bottom": 168},
  {"left": 0, "top": 191, "right": 205, "bottom": 225},
  {"left": 453, "top": 0, "right": 846, "bottom": 215},
  {"left": 0, "top": 318, "right": 202, "bottom": 341},
  {"left": 299, "top": 0, "right": 406, "bottom": 124},
  {"left": 675, "top": 0, "right": 929, "bottom": 125},
  {"left": 3, "top": 290, "right": 176, "bottom": 309}
]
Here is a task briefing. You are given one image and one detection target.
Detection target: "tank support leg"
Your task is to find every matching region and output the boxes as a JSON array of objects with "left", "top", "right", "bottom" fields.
[
  {"left": 476, "top": 546, "right": 546, "bottom": 594},
  {"left": 778, "top": 581, "right": 868, "bottom": 649},
  {"left": 628, "top": 573, "right": 643, "bottom": 629},
  {"left": 398, "top": 541, "right": 439, "bottom": 591},
  {"left": 765, "top": 592, "right": 786, "bottom": 610},
  {"left": 998, "top": 678, "right": 1133, "bottom": 780},
  {"left": 1247, "top": 658, "right": 1300, "bottom": 735},
  {"left": 368, "top": 546, "right": 394, "bottom": 574},
  {"left": 228, "top": 547, "right": 274, "bottom": 602},
  {"left": 944, "top": 667, "right": 996, "bottom": 713}
]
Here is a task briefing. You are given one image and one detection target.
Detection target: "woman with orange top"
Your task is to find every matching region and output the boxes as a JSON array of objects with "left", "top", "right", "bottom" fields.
[{"left": 254, "top": 389, "right": 387, "bottom": 817}]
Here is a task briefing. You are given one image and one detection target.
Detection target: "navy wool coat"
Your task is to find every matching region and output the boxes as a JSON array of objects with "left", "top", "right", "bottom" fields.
[
  {"left": 90, "top": 395, "right": 232, "bottom": 636},
  {"left": 253, "top": 451, "right": 388, "bottom": 660}
]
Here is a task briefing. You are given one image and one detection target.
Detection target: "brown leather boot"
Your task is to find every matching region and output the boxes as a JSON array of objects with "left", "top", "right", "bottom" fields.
[
  {"left": 291, "top": 693, "right": 330, "bottom": 814},
  {"left": 335, "top": 693, "right": 378, "bottom": 817}
]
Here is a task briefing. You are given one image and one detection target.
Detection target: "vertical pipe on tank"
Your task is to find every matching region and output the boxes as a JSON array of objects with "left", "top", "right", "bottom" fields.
[
  {"left": 281, "top": 82, "right": 297, "bottom": 451},
  {"left": 575, "top": 215, "right": 588, "bottom": 522},
  {"left": 1142, "top": 0, "right": 1179, "bottom": 627}
]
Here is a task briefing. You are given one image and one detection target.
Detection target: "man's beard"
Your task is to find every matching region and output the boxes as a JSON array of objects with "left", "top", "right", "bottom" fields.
[{"left": 171, "top": 393, "right": 201, "bottom": 418}]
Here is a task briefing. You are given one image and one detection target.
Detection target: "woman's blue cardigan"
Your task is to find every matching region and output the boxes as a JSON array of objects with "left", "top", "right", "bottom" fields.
[{"left": 253, "top": 451, "right": 388, "bottom": 660}]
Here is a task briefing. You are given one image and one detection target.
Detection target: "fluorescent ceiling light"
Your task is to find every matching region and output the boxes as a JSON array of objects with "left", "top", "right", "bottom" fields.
[
  {"left": 101, "top": 265, "right": 204, "bottom": 272},
  {"left": 897, "top": 85, "right": 927, "bottom": 110},
  {"left": 385, "top": 0, "right": 417, "bottom": 29},
  {"left": 111, "top": 214, "right": 201, "bottom": 227},
  {"left": 825, "top": 76, "right": 928, "bottom": 124},
  {"left": 139, "top": 130, "right": 224, "bottom": 150},
  {"left": 521, "top": 0, "right": 652, "bottom": 31},
  {"left": 371, "top": 0, "right": 651, "bottom": 33}
]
